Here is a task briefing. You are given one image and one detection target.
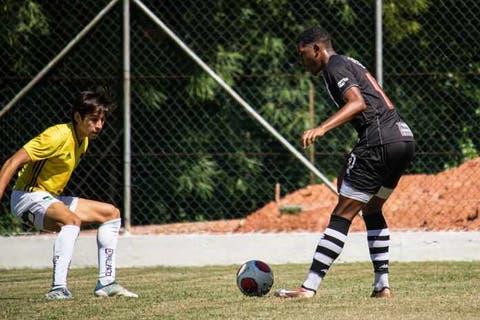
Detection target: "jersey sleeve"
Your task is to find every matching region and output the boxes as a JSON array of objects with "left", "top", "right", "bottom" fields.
[
  {"left": 23, "top": 126, "right": 67, "bottom": 161},
  {"left": 324, "top": 59, "right": 359, "bottom": 96}
]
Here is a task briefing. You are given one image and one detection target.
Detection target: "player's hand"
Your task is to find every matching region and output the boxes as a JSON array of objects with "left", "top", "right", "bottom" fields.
[{"left": 302, "top": 127, "right": 326, "bottom": 149}]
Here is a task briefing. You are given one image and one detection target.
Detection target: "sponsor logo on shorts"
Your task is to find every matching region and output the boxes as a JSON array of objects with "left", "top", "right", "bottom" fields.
[{"left": 42, "top": 195, "right": 54, "bottom": 200}]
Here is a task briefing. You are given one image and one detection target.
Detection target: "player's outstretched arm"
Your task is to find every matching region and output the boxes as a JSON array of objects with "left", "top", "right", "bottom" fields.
[{"left": 0, "top": 148, "right": 31, "bottom": 202}]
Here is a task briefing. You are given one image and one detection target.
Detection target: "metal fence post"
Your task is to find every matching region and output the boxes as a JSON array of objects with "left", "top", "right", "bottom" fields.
[
  {"left": 123, "top": 0, "right": 132, "bottom": 234},
  {"left": 375, "top": 0, "right": 383, "bottom": 87}
]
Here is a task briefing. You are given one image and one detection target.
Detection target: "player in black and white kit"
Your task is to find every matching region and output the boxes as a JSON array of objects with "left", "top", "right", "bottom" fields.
[{"left": 276, "top": 26, "right": 415, "bottom": 299}]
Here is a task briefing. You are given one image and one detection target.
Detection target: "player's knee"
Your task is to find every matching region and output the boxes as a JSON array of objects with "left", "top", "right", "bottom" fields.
[
  {"left": 104, "top": 204, "right": 120, "bottom": 221},
  {"left": 332, "top": 196, "right": 364, "bottom": 221},
  {"left": 112, "top": 206, "right": 121, "bottom": 220},
  {"left": 94, "top": 204, "right": 120, "bottom": 224},
  {"left": 362, "top": 194, "right": 389, "bottom": 214},
  {"left": 63, "top": 214, "right": 81, "bottom": 227}
]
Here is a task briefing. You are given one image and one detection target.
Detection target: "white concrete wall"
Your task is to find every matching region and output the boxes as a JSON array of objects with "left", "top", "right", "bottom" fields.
[{"left": 1, "top": 231, "right": 479, "bottom": 269}]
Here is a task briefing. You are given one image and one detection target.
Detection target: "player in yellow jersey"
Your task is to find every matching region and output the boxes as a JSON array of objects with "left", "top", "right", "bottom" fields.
[{"left": 0, "top": 88, "right": 137, "bottom": 300}]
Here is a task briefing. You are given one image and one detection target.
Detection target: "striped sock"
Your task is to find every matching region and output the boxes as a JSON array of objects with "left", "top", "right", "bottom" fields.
[
  {"left": 302, "top": 215, "right": 351, "bottom": 292},
  {"left": 363, "top": 211, "right": 390, "bottom": 291}
]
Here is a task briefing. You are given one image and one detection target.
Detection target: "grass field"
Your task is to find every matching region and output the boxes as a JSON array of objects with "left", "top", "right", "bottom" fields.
[{"left": 1, "top": 262, "right": 479, "bottom": 320}]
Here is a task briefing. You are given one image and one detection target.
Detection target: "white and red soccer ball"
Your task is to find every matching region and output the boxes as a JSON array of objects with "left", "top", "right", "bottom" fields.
[{"left": 236, "top": 260, "right": 274, "bottom": 296}]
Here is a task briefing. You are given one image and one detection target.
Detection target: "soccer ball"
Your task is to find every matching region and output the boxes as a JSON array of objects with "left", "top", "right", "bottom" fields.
[{"left": 236, "top": 260, "right": 274, "bottom": 297}]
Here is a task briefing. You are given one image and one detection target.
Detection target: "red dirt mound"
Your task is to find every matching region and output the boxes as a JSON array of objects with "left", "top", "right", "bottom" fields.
[{"left": 130, "top": 158, "right": 480, "bottom": 234}]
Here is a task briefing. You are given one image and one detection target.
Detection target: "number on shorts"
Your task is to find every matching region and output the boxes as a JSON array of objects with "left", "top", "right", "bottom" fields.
[{"left": 346, "top": 153, "right": 357, "bottom": 176}]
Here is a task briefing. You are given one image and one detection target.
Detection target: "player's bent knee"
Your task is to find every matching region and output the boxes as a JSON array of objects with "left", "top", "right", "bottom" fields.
[
  {"left": 61, "top": 215, "right": 82, "bottom": 227},
  {"left": 112, "top": 206, "right": 121, "bottom": 220},
  {"left": 103, "top": 204, "right": 120, "bottom": 221},
  {"left": 362, "top": 194, "right": 389, "bottom": 214},
  {"left": 71, "top": 215, "right": 82, "bottom": 226},
  {"left": 332, "top": 196, "right": 364, "bottom": 221},
  {"left": 44, "top": 214, "right": 81, "bottom": 232}
]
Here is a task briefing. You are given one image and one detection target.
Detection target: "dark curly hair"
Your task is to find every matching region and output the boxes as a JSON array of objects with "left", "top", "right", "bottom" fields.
[
  {"left": 71, "top": 87, "right": 115, "bottom": 124},
  {"left": 296, "top": 26, "right": 332, "bottom": 48}
]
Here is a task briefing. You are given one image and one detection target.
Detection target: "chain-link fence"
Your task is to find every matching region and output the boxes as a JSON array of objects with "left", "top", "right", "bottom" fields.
[{"left": 1, "top": 0, "right": 479, "bottom": 233}]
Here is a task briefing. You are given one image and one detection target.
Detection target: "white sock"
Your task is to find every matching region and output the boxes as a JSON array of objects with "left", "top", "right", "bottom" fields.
[
  {"left": 303, "top": 271, "right": 323, "bottom": 292},
  {"left": 52, "top": 225, "right": 80, "bottom": 289},
  {"left": 97, "top": 218, "right": 121, "bottom": 286},
  {"left": 374, "top": 272, "right": 389, "bottom": 291}
]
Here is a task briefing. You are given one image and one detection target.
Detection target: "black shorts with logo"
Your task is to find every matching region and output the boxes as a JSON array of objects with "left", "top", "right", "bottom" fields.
[{"left": 340, "top": 141, "right": 416, "bottom": 194}]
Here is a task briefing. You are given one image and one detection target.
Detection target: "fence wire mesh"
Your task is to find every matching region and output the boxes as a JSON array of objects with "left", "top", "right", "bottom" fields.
[{"left": 1, "top": 0, "right": 479, "bottom": 232}]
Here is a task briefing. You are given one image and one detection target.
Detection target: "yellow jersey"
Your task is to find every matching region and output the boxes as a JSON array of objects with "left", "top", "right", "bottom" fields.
[{"left": 13, "top": 123, "right": 89, "bottom": 195}]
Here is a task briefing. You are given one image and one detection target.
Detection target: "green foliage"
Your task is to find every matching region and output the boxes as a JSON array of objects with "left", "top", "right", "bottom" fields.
[
  {"left": 459, "top": 137, "right": 478, "bottom": 161},
  {"left": 187, "top": 46, "right": 244, "bottom": 103},
  {"left": 216, "top": 47, "right": 244, "bottom": 84},
  {"left": 0, "top": 0, "right": 49, "bottom": 74},
  {"left": 326, "top": 0, "right": 357, "bottom": 25},
  {"left": 177, "top": 156, "right": 220, "bottom": 201},
  {"left": 136, "top": 84, "right": 167, "bottom": 111},
  {"left": 250, "top": 35, "right": 286, "bottom": 73},
  {"left": 187, "top": 73, "right": 218, "bottom": 103},
  {"left": 15, "top": 1, "right": 48, "bottom": 34},
  {"left": 1, "top": 0, "right": 479, "bottom": 226},
  {"left": 383, "top": 0, "right": 430, "bottom": 43},
  {"left": 0, "top": 212, "right": 24, "bottom": 235},
  {"left": 225, "top": 152, "right": 263, "bottom": 192}
]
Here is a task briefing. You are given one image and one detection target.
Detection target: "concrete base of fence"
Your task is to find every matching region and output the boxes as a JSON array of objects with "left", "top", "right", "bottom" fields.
[{"left": 1, "top": 231, "right": 479, "bottom": 269}]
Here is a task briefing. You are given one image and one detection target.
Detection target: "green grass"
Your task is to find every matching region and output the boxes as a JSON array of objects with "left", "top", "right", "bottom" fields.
[{"left": 1, "top": 262, "right": 479, "bottom": 320}]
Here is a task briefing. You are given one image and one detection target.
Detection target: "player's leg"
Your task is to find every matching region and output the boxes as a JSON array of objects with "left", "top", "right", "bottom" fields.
[
  {"left": 70, "top": 198, "right": 137, "bottom": 297},
  {"left": 362, "top": 141, "right": 415, "bottom": 298},
  {"left": 362, "top": 196, "right": 392, "bottom": 298},
  {"left": 44, "top": 201, "right": 82, "bottom": 300},
  {"left": 300, "top": 144, "right": 381, "bottom": 294},
  {"left": 276, "top": 145, "right": 379, "bottom": 298},
  {"left": 277, "top": 182, "right": 367, "bottom": 298},
  {"left": 11, "top": 191, "right": 81, "bottom": 300},
  {"left": 302, "top": 146, "right": 371, "bottom": 292},
  {"left": 305, "top": 196, "right": 364, "bottom": 291},
  {"left": 70, "top": 198, "right": 121, "bottom": 286},
  {"left": 276, "top": 195, "right": 364, "bottom": 298},
  {"left": 44, "top": 198, "right": 84, "bottom": 300}
]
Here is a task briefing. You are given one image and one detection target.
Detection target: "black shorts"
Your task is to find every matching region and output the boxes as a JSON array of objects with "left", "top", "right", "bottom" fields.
[{"left": 340, "top": 141, "right": 416, "bottom": 195}]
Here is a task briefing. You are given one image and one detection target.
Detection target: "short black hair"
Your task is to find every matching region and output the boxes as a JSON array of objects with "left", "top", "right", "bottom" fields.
[
  {"left": 71, "top": 87, "right": 115, "bottom": 123},
  {"left": 296, "top": 26, "right": 332, "bottom": 48}
]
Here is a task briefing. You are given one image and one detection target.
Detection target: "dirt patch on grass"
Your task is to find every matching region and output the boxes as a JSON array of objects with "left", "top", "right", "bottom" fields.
[{"left": 129, "top": 158, "right": 480, "bottom": 234}]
